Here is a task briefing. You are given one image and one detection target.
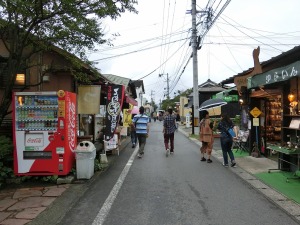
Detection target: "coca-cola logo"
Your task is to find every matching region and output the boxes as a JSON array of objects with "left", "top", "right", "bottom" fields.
[
  {"left": 27, "top": 138, "right": 42, "bottom": 144},
  {"left": 68, "top": 101, "right": 76, "bottom": 152}
]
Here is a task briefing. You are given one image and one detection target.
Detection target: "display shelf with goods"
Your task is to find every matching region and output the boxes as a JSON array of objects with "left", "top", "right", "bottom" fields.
[
  {"left": 281, "top": 77, "right": 300, "bottom": 147},
  {"left": 15, "top": 95, "right": 58, "bottom": 131},
  {"left": 282, "top": 85, "right": 299, "bottom": 146},
  {"left": 264, "top": 99, "right": 282, "bottom": 146},
  {"left": 273, "top": 82, "right": 300, "bottom": 174},
  {"left": 13, "top": 91, "right": 77, "bottom": 176},
  {"left": 282, "top": 114, "right": 300, "bottom": 146}
]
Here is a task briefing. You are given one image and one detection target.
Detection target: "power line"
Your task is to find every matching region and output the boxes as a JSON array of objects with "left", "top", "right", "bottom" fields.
[{"left": 91, "top": 37, "right": 189, "bottom": 61}]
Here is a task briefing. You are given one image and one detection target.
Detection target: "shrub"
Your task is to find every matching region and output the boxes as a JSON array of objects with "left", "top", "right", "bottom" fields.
[{"left": 0, "top": 136, "right": 14, "bottom": 188}]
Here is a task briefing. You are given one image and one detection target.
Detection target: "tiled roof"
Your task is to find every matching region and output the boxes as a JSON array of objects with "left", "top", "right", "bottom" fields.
[{"left": 103, "top": 74, "right": 131, "bottom": 87}]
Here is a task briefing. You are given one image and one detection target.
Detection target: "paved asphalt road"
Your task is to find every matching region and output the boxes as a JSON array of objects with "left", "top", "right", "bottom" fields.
[{"left": 32, "top": 122, "right": 299, "bottom": 225}]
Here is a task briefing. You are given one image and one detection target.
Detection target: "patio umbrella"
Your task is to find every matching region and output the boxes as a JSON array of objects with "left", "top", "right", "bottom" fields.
[
  {"left": 130, "top": 106, "right": 139, "bottom": 114},
  {"left": 198, "top": 98, "right": 227, "bottom": 112}
]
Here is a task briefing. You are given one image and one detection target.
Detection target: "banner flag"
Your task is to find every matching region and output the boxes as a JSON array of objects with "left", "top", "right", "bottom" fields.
[
  {"left": 104, "top": 85, "right": 125, "bottom": 141},
  {"left": 123, "top": 108, "right": 132, "bottom": 127}
]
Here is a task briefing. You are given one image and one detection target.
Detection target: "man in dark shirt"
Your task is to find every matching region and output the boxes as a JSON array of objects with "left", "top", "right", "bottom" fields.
[{"left": 163, "top": 108, "right": 177, "bottom": 157}]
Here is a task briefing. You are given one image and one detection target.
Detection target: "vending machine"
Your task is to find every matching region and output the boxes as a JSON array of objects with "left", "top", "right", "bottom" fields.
[{"left": 13, "top": 90, "right": 77, "bottom": 176}]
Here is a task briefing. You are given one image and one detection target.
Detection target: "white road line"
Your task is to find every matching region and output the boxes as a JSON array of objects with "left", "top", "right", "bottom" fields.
[{"left": 92, "top": 144, "right": 139, "bottom": 225}]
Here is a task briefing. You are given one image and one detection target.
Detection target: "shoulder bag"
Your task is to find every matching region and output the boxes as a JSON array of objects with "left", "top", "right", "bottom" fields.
[{"left": 227, "top": 127, "right": 236, "bottom": 138}]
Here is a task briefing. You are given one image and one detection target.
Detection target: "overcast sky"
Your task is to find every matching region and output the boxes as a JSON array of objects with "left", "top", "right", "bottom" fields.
[{"left": 88, "top": 0, "right": 300, "bottom": 103}]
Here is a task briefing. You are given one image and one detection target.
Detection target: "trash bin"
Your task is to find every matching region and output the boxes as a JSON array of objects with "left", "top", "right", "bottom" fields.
[{"left": 75, "top": 141, "right": 96, "bottom": 179}]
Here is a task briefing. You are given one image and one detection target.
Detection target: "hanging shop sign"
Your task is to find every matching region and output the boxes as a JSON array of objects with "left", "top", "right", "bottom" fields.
[
  {"left": 248, "top": 60, "right": 300, "bottom": 89},
  {"left": 78, "top": 85, "right": 101, "bottom": 114},
  {"left": 104, "top": 85, "right": 125, "bottom": 141},
  {"left": 224, "top": 95, "right": 238, "bottom": 102},
  {"left": 215, "top": 87, "right": 238, "bottom": 102}
]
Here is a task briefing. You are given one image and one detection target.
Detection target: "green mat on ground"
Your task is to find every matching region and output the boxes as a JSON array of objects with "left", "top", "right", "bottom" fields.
[
  {"left": 255, "top": 171, "right": 300, "bottom": 204},
  {"left": 214, "top": 149, "right": 249, "bottom": 158},
  {"left": 233, "top": 150, "right": 249, "bottom": 158}
]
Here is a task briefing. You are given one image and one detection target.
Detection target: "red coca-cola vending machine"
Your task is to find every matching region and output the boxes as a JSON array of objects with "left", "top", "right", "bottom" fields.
[{"left": 13, "top": 90, "right": 77, "bottom": 175}]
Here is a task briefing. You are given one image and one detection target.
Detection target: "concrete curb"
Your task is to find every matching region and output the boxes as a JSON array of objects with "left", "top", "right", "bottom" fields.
[{"left": 178, "top": 127, "right": 300, "bottom": 223}]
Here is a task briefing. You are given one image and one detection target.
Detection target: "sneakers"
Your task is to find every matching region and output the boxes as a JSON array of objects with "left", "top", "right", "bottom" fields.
[
  {"left": 222, "top": 163, "right": 229, "bottom": 168},
  {"left": 231, "top": 162, "right": 236, "bottom": 167},
  {"left": 132, "top": 144, "right": 135, "bottom": 148},
  {"left": 170, "top": 150, "right": 174, "bottom": 154},
  {"left": 166, "top": 149, "right": 170, "bottom": 157},
  {"left": 200, "top": 157, "right": 206, "bottom": 162},
  {"left": 207, "top": 159, "right": 212, "bottom": 163},
  {"left": 137, "top": 153, "right": 143, "bottom": 158}
]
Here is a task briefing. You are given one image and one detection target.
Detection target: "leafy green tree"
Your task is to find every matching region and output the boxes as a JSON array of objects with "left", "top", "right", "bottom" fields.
[
  {"left": 161, "top": 88, "right": 193, "bottom": 110},
  {"left": 0, "top": 0, "right": 138, "bottom": 125}
]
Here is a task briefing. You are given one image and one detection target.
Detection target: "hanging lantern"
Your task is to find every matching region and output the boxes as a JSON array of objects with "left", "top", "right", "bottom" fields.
[{"left": 288, "top": 93, "right": 295, "bottom": 102}]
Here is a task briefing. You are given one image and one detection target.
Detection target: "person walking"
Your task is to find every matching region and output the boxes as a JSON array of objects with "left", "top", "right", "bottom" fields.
[
  {"left": 153, "top": 111, "right": 157, "bottom": 122},
  {"left": 199, "top": 110, "right": 215, "bottom": 163},
  {"left": 217, "top": 113, "right": 236, "bottom": 167},
  {"left": 163, "top": 108, "right": 177, "bottom": 157},
  {"left": 132, "top": 106, "right": 150, "bottom": 158},
  {"left": 129, "top": 114, "right": 137, "bottom": 148}
]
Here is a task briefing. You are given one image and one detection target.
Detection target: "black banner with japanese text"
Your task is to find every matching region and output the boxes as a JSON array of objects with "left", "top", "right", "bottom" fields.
[{"left": 104, "top": 85, "right": 125, "bottom": 141}]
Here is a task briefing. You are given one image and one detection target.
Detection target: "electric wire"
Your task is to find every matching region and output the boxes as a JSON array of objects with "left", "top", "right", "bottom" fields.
[
  {"left": 215, "top": 24, "right": 244, "bottom": 71},
  {"left": 96, "top": 1, "right": 300, "bottom": 103},
  {"left": 91, "top": 30, "right": 189, "bottom": 54},
  {"left": 219, "top": 16, "right": 284, "bottom": 52},
  {"left": 137, "top": 37, "right": 190, "bottom": 80},
  {"left": 91, "top": 37, "right": 189, "bottom": 61},
  {"left": 160, "top": 0, "right": 171, "bottom": 74}
]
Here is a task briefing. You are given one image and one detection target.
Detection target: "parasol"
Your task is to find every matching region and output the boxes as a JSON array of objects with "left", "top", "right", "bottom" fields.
[
  {"left": 130, "top": 106, "right": 139, "bottom": 115},
  {"left": 198, "top": 98, "right": 227, "bottom": 112}
]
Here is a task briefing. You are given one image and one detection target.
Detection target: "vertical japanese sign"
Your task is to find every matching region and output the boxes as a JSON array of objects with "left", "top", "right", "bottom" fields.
[{"left": 104, "top": 85, "right": 125, "bottom": 141}]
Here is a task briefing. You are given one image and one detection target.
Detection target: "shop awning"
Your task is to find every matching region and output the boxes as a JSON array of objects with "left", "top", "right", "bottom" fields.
[
  {"left": 126, "top": 96, "right": 138, "bottom": 106},
  {"left": 247, "top": 60, "right": 300, "bottom": 89},
  {"left": 250, "top": 88, "right": 281, "bottom": 98}
]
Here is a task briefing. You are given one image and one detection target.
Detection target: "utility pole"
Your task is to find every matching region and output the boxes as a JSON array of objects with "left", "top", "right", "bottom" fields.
[
  {"left": 159, "top": 73, "right": 170, "bottom": 99},
  {"left": 150, "top": 90, "right": 155, "bottom": 112},
  {"left": 191, "top": 0, "right": 199, "bottom": 134},
  {"left": 150, "top": 90, "right": 155, "bottom": 103},
  {"left": 139, "top": 92, "right": 143, "bottom": 107}
]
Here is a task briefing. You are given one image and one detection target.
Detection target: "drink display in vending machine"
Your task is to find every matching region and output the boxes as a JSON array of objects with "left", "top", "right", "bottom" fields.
[{"left": 13, "top": 90, "right": 77, "bottom": 175}]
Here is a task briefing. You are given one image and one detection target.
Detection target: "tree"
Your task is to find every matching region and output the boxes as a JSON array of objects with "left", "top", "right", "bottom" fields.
[
  {"left": 0, "top": 0, "right": 138, "bottom": 125},
  {"left": 161, "top": 88, "right": 193, "bottom": 110}
]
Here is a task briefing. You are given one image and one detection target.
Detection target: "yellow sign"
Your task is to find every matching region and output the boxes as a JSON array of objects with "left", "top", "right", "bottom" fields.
[
  {"left": 58, "top": 100, "right": 65, "bottom": 117},
  {"left": 123, "top": 109, "right": 132, "bottom": 127},
  {"left": 250, "top": 107, "right": 262, "bottom": 118},
  {"left": 129, "top": 103, "right": 134, "bottom": 110}
]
